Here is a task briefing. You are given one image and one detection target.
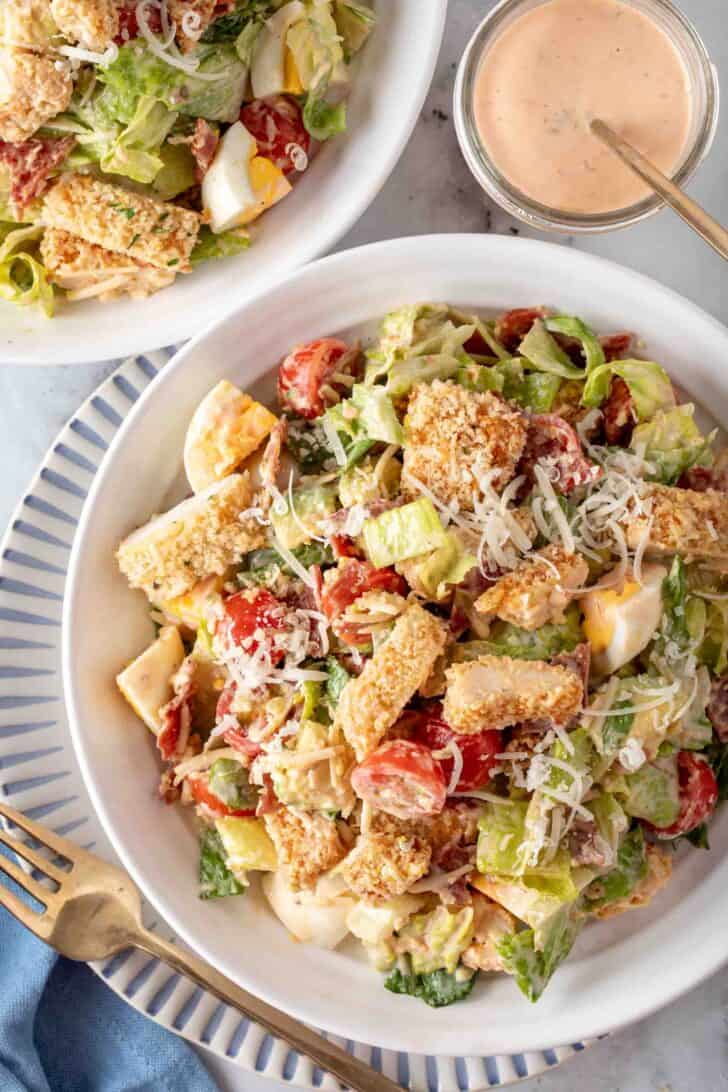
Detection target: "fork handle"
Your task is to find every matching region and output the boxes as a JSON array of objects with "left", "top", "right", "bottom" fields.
[{"left": 134, "top": 927, "right": 400, "bottom": 1092}]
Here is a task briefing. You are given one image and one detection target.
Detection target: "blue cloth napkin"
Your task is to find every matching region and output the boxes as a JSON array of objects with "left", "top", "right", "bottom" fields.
[{"left": 0, "top": 847, "right": 219, "bottom": 1092}]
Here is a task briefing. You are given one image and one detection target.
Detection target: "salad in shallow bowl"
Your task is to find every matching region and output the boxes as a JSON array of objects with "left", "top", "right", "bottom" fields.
[
  {"left": 0, "top": 0, "right": 446, "bottom": 362},
  {"left": 63, "top": 236, "right": 728, "bottom": 1055}
]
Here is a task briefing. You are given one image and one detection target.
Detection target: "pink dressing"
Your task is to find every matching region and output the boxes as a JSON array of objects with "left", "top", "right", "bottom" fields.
[{"left": 473, "top": 0, "right": 692, "bottom": 214}]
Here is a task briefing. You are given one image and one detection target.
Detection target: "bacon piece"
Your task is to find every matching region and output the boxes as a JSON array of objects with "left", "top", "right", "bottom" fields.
[
  {"left": 519, "top": 413, "right": 602, "bottom": 495},
  {"left": 600, "top": 332, "right": 633, "bottom": 362},
  {"left": 157, "top": 658, "right": 195, "bottom": 762},
  {"left": 0, "top": 137, "right": 75, "bottom": 213},
  {"left": 190, "top": 118, "right": 218, "bottom": 183},
  {"left": 259, "top": 416, "right": 287, "bottom": 491},
  {"left": 494, "top": 307, "right": 544, "bottom": 353},
  {"left": 707, "top": 675, "right": 728, "bottom": 743},
  {"left": 602, "top": 377, "right": 636, "bottom": 446}
]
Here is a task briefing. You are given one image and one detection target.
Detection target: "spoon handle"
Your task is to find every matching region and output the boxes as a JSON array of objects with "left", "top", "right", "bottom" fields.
[{"left": 591, "top": 119, "right": 728, "bottom": 262}]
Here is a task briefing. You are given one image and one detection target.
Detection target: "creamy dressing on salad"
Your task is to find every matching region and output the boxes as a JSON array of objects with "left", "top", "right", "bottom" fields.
[{"left": 473, "top": 0, "right": 692, "bottom": 214}]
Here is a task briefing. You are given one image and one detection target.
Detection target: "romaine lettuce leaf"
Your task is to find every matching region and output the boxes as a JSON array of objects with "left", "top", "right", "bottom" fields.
[
  {"left": 201, "top": 0, "right": 277, "bottom": 42},
  {"left": 497, "top": 903, "right": 582, "bottom": 1002},
  {"left": 325, "top": 655, "right": 351, "bottom": 705},
  {"left": 582, "top": 826, "right": 647, "bottom": 910},
  {"left": 477, "top": 800, "right": 529, "bottom": 877},
  {"left": 407, "top": 531, "right": 477, "bottom": 600},
  {"left": 0, "top": 225, "right": 54, "bottom": 317},
  {"left": 518, "top": 319, "right": 586, "bottom": 380},
  {"left": 631, "top": 405, "right": 714, "bottom": 485},
  {"left": 302, "top": 95, "right": 347, "bottom": 140},
  {"left": 466, "top": 604, "right": 582, "bottom": 662},
  {"left": 199, "top": 826, "right": 247, "bottom": 899},
  {"left": 384, "top": 965, "right": 476, "bottom": 1008},
  {"left": 334, "top": 0, "right": 375, "bottom": 58},
  {"left": 623, "top": 758, "right": 680, "bottom": 827},
  {"left": 362, "top": 497, "right": 448, "bottom": 568},
  {"left": 544, "top": 315, "right": 606, "bottom": 373},
  {"left": 396, "top": 906, "right": 474, "bottom": 975},
  {"left": 582, "top": 360, "right": 675, "bottom": 417},
  {"left": 350, "top": 384, "right": 403, "bottom": 445},
  {"left": 191, "top": 225, "right": 250, "bottom": 265}
]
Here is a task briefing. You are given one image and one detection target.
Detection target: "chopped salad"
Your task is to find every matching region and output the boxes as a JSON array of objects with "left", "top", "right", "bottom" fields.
[
  {"left": 115, "top": 303, "right": 728, "bottom": 1006},
  {"left": 0, "top": 0, "right": 374, "bottom": 314}
]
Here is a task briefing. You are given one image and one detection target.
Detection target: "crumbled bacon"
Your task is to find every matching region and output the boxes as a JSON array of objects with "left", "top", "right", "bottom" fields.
[
  {"left": 255, "top": 774, "right": 278, "bottom": 816},
  {"left": 0, "top": 137, "right": 75, "bottom": 213},
  {"left": 600, "top": 332, "right": 633, "bottom": 362},
  {"left": 493, "top": 308, "right": 544, "bottom": 354},
  {"left": 190, "top": 118, "right": 218, "bottom": 183},
  {"left": 115, "top": 0, "right": 162, "bottom": 43},
  {"left": 602, "top": 377, "right": 636, "bottom": 446},
  {"left": 707, "top": 675, "right": 728, "bottom": 743},
  {"left": 553, "top": 641, "right": 591, "bottom": 697},
  {"left": 519, "top": 413, "right": 602, "bottom": 494},
  {"left": 157, "top": 658, "right": 196, "bottom": 762},
  {"left": 260, "top": 417, "right": 288, "bottom": 491},
  {"left": 567, "top": 819, "right": 613, "bottom": 869}
]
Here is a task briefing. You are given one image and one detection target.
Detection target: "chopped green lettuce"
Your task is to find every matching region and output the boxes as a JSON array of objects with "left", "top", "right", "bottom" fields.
[
  {"left": 384, "top": 965, "right": 477, "bottom": 1008},
  {"left": 325, "top": 655, "right": 351, "bottom": 705},
  {"left": 518, "top": 319, "right": 586, "bottom": 379},
  {"left": 582, "top": 827, "right": 648, "bottom": 910},
  {"left": 153, "top": 141, "right": 198, "bottom": 200},
  {"left": 338, "top": 455, "right": 401, "bottom": 507},
  {"left": 350, "top": 384, "right": 404, "bottom": 445},
  {"left": 199, "top": 826, "right": 247, "bottom": 899},
  {"left": 208, "top": 758, "right": 258, "bottom": 811},
  {"left": 396, "top": 906, "right": 474, "bottom": 975},
  {"left": 623, "top": 758, "right": 680, "bottom": 827},
  {"left": 582, "top": 359, "right": 675, "bottom": 417},
  {"left": 303, "top": 95, "right": 347, "bottom": 140},
  {"left": 201, "top": 0, "right": 277, "bottom": 42},
  {"left": 0, "top": 225, "right": 54, "bottom": 317},
  {"left": 407, "top": 531, "right": 477, "bottom": 600},
  {"left": 191, "top": 225, "right": 251, "bottom": 265},
  {"left": 365, "top": 304, "right": 471, "bottom": 384},
  {"left": 497, "top": 903, "right": 582, "bottom": 1002},
  {"left": 494, "top": 360, "right": 561, "bottom": 412},
  {"left": 238, "top": 542, "right": 333, "bottom": 585},
  {"left": 466, "top": 604, "right": 582, "bottom": 661},
  {"left": 477, "top": 800, "right": 529, "bottom": 877},
  {"left": 631, "top": 405, "right": 714, "bottom": 485},
  {"left": 385, "top": 353, "right": 463, "bottom": 398},
  {"left": 334, "top": 0, "right": 375, "bottom": 57},
  {"left": 544, "top": 315, "right": 606, "bottom": 373},
  {"left": 362, "top": 497, "right": 448, "bottom": 568}
]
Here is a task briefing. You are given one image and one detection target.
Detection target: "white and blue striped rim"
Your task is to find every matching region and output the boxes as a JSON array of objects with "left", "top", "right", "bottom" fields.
[{"left": 0, "top": 349, "right": 597, "bottom": 1089}]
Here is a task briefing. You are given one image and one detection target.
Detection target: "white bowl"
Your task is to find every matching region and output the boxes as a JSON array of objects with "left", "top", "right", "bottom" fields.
[
  {"left": 63, "top": 234, "right": 728, "bottom": 1056},
  {"left": 0, "top": 1, "right": 447, "bottom": 366}
]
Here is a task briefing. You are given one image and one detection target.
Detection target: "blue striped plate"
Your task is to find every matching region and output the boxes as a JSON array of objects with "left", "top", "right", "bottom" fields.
[{"left": 0, "top": 351, "right": 596, "bottom": 1089}]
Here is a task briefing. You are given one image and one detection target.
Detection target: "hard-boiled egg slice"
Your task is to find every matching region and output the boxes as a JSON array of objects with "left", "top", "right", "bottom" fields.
[
  {"left": 262, "top": 868, "right": 354, "bottom": 949},
  {"left": 582, "top": 562, "right": 667, "bottom": 676},
  {"left": 184, "top": 379, "right": 278, "bottom": 493},
  {"left": 250, "top": 0, "right": 306, "bottom": 98},
  {"left": 116, "top": 625, "right": 185, "bottom": 734},
  {"left": 202, "top": 121, "right": 291, "bottom": 234}
]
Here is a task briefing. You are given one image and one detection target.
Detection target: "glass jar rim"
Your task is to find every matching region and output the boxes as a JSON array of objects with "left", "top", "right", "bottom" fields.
[{"left": 453, "top": 0, "right": 720, "bottom": 234}]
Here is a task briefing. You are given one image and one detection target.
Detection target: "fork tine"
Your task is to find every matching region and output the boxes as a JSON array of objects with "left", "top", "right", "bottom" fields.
[
  {"left": 0, "top": 800, "right": 77, "bottom": 862},
  {"left": 0, "top": 822, "right": 66, "bottom": 883},
  {"left": 0, "top": 845, "right": 56, "bottom": 910},
  {"left": 0, "top": 882, "right": 52, "bottom": 938}
]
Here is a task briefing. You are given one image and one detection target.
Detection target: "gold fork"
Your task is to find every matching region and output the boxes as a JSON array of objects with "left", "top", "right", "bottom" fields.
[{"left": 0, "top": 799, "right": 401, "bottom": 1092}]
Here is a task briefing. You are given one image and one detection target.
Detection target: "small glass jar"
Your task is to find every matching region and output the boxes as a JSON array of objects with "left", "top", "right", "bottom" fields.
[{"left": 453, "top": 0, "right": 720, "bottom": 234}]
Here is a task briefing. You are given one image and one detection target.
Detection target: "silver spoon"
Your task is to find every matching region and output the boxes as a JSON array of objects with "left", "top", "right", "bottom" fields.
[{"left": 590, "top": 118, "right": 728, "bottom": 261}]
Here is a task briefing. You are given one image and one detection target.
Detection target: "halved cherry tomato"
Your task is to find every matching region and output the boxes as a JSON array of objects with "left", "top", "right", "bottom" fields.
[
  {"left": 519, "top": 413, "right": 602, "bottom": 494},
  {"left": 188, "top": 773, "right": 255, "bottom": 818},
  {"left": 277, "top": 337, "right": 350, "bottom": 419},
  {"left": 414, "top": 705, "right": 502, "bottom": 792},
  {"left": 240, "top": 96, "right": 311, "bottom": 175},
  {"left": 218, "top": 588, "right": 287, "bottom": 661},
  {"left": 351, "top": 740, "right": 447, "bottom": 819},
  {"left": 647, "top": 752, "right": 719, "bottom": 839},
  {"left": 321, "top": 560, "right": 406, "bottom": 620}
]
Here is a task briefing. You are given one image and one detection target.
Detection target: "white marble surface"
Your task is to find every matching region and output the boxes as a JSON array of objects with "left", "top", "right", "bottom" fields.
[{"left": 2, "top": 0, "right": 728, "bottom": 1088}]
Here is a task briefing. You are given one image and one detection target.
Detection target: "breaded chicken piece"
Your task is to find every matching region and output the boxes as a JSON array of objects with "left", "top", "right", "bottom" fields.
[
  {"left": 417, "top": 803, "right": 482, "bottom": 855},
  {"left": 41, "top": 228, "right": 176, "bottom": 300},
  {"left": 1, "top": 0, "right": 57, "bottom": 49},
  {"left": 50, "top": 0, "right": 119, "bottom": 49},
  {"left": 475, "top": 544, "right": 588, "bottom": 630},
  {"left": 168, "top": 0, "right": 216, "bottom": 51},
  {"left": 443, "top": 655, "right": 583, "bottom": 733},
  {"left": 340, "top": 819, "right": 431, "bottom": 902},
  {"left": 592, "top": 843, "right": 672, "bottom": 920},
  {"left": 334, "top": 601, "right": 448, "bottom": 761},
  {"left": 116, "top": 473, "right": 266, "bottom": 602},
  {"left": 462, "top": 893, "right": 517, "bottom": 973},
  {"left": 263, "top": 807, "right": 347, "bottom": 891},
  {"left": 0, "top": 47, "right": 72, "bottom": 141},
  {"left": 622, "top": 484, "right": 728, "bottom": 565},
  {"left": 42, "top": 174, "right": 200, "bottom": 272},
  {"left": 402, "top": 381, "right": 527, "bottom": 509}
]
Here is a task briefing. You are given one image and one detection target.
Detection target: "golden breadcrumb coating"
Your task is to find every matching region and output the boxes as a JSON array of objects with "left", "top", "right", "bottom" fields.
[
  {"left": 42, "top": 174, "right": 200, "bottom": 272},
  {"left": 402, "top": 380, "right": 527, "bottom": 509},
  {"left": 623, "top": 484, "right": 728, "bottom": 565},
  {"left": 0, "top": 47, "right": 72, "bottom": 141},
  {"left": 41, "top": 228, "right": 175, "bottom": 300},
  {"left": 50, "top": 0, "right": 119, "bottom": 49},
  {"left": 443, "top": 655, "right": 583, "bottom": 733},
  {"left": 475, "top": 544, "right": 588, "bottom": 630},
  {"left": 263, "top": 807, "right": 347, "bottom": 891},
  {"left": 340, "top": 824, "right": 431, "bottom": 902},
  {"left": 116, "top": 473, "right": 266, "bottom": 602},
  {"left": 1, "top": 0, "right": 56, "bottom": 50},
  {"left": 334, "top": 601, "right": 448, "bottom": 761},
  {"left": 592, "top": 844, "right": 672, "bottom": 920}
]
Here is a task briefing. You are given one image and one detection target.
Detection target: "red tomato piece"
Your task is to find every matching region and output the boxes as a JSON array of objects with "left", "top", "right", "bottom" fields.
[
  {"left": 240, "top": 95, "right": 311, "bottom": 175},
  {"left": 414, "top": 705, "right": 502, "bottom": 792},
  {"left": 218, "top": 588, "right": 288, "bottom": 661},
  {"left": 351, "top": 740, "right": 447, "bottom": 819},
  {"left": 188, "top": 773, "right": 255, "bottom": 818},
  {"left": 277, "top": 337, "right": 351, "bottom": 419},
  {"left": 494, "top": 308, "right": 544, "bottom": 353},
  {"left": 648, "top": 752, "right": 719, "bottom": 838},
  {"left": 519, "top": 412, "right": 602, "bottom": 495},
  {"left": 321, "top": 560, "right": 406, "bottom": 645}
]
